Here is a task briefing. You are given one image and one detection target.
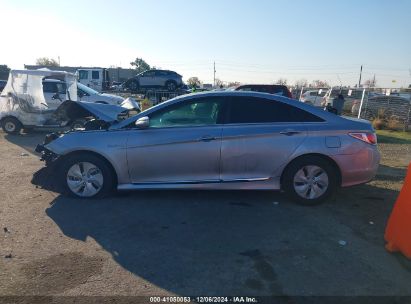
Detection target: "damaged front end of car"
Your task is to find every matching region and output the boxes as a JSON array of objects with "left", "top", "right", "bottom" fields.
[{"left": 35, "top": 100, "right": 139, "bottom": 165}]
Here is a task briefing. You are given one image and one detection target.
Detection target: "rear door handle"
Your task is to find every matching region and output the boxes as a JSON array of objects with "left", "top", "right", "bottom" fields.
[
  {"left": 280, "top": 130, "right": 301, "bottom": 136},
  {"left": 199, "top": 136, "right": 217, "bottom": 142}
]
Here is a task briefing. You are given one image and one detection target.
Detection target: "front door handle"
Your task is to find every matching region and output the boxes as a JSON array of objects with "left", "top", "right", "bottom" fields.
[
  {"left": 199, "top": 136, "right": 217, "bottom": 142},
  {"left": 280, "top": 130, "right": 301, "bottom": 136}
]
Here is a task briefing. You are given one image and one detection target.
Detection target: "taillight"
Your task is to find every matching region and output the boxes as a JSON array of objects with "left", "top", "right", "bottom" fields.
[{"left": 349, "top": 132, "right": 377, "bottom": 145}]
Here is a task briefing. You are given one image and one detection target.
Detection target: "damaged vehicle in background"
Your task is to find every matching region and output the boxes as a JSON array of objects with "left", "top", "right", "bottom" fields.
[
  {"left": 43, "top": 79, "right": 127, "bottom": 106},
  {"left": 0, "top": 69, "right": 140, "bottom": 134},
  {"left": 36, "top": 91, "right": 380, "bottom": 206}
]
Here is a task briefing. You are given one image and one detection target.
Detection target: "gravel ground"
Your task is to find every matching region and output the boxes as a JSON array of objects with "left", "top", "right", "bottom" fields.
[{"left": 0, "top": 132, "right": 411, "bottom": 301}]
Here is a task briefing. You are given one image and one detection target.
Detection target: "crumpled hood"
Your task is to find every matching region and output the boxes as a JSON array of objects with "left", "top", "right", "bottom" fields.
[
  {"left": 53, "top": 100, "right": 128, "bottom": 123},
  {"left": 100, "top": 93, "right": 124, "bottom": 102}
]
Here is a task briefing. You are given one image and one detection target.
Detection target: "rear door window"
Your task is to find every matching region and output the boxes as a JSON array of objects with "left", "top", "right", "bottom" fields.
[
  {"left": 228, "top": 96, "right": 324, "bottom": 124},
  {"left": 143, "top": 71, "right": 155, "bottom": 77}
]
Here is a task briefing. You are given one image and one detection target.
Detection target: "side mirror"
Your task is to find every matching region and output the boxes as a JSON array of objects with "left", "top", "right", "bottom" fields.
[{"left": 135, "top": 116, "right": 149, "bottom": 129}]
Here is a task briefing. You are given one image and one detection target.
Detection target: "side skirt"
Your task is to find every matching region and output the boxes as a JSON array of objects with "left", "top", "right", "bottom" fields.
[{"left": 117, "top": 178, "right": 279, "bottom": 191}]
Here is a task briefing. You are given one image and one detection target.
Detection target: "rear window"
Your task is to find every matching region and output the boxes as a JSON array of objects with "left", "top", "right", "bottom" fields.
[{"left": 228, "top": 96, "right": 324, "bottom": 124}]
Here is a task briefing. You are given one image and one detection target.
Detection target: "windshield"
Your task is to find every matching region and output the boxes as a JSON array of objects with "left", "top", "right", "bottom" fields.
[{"left": 78, "top": 82, "right": 99, "bottom": 95}]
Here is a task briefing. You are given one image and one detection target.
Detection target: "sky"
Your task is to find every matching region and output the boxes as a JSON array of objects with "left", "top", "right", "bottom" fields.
[{"left": 1, "top": 0, "right": 411, "bottom": 88}]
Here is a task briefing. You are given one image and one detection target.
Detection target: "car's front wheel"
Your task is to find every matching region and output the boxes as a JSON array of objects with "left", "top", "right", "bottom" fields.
[
  {"left": 60, "top": 154, "right": 114, "bottom": 198},
  {"left": 1, "top": 117, "right": 22, "bottom": 135},
  {"left": 282, "top": 156, "right": 338, "bottom": 206}
]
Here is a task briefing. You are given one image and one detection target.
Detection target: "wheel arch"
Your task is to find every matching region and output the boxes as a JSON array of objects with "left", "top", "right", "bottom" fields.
[
  {"left": 0, "top": 115, "right": 21, "bottom": 124},
  {"left": 280, "top": 153, "right": 342, "bottom": 189},
  {"left": 59, "top": 150, "right": 118, "bottom": 186}
]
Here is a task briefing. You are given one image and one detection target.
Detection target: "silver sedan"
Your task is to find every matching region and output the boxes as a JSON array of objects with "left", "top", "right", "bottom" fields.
[{"left": 37, "top": 91, "right": 380, "bottom": 205}]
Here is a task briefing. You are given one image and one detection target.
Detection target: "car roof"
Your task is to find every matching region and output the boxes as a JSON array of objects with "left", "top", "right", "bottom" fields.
[{"left": 113, "top": 91, "right": 344, "bottom": 129}]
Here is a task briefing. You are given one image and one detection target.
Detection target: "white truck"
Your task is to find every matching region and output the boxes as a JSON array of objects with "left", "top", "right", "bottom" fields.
[
  {"left": 77, "top": 68, "right": 109, "bottom": 91},
  {"left": 0, "top": 69, "right": 140, "bottom": 134}
]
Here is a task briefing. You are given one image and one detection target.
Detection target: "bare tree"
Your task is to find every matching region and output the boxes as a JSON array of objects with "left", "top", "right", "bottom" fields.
[
  {"left": 294, "top": 79, "right": 308, "bottom": 87},
  {"left": 364, "top": 77, "right": 377, "bottom": 88},
  {"left": 276, "top": 78, "right": 287, "bottom": 85},
  {"left": 187, "top": 77, "right": 202, "bottom": 88},
  {"left": 227, "top": 81, "right": 241, "bottom": 87},
  {"left": 311, "top": 80, "right": 329, "bottom": 88},
  {"left": 215, "top": 78, "right": 224, "bottom": 88},
  {"left": 35, "top": 57, "right": 59, "bottom": 67}
]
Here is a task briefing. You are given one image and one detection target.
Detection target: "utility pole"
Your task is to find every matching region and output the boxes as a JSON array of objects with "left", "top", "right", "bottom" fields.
[
  {"left": 58, "top": 56, "right": 61, "bottom": 66},
  {"left": 213, "top": 61, "right": 216, "bottom": 88},
  {"left": 358, "top": 65, "right": 363, "bottom": 87}
]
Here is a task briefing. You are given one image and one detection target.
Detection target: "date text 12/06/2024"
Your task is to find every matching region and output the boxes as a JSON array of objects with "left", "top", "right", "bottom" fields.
[{"left": 150, "top": 296, "right": 258, "bottom": 303}]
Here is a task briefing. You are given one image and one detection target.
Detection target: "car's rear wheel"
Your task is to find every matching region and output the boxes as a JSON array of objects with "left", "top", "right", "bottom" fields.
[
  {"left": 282, "top": 156, "right": 337, "bottom": 206},
  {"left": 60, "top": 154, "right": 114, "bottom": 198},
  {"left": 165, "top": 81, "right": 177, "bottom": 92},
  {"left": 1, "top": 117, "right": 22, "bottom": 135}
]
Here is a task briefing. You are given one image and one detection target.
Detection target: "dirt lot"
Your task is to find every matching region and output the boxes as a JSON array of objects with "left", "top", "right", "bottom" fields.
[{"left": 0, "top": 131, "right": 411, "bottom": 301}]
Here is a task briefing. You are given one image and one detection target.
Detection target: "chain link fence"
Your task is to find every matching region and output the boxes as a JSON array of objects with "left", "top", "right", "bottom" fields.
[{"left": 291, "top": 87, "right": 411, "bottom": 131}]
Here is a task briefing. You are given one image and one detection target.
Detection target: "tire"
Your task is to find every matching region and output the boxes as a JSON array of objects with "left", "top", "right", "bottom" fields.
[
  {"left": 282, "top": 156, "right": 337, "bottom": 206},
  {"left": 60, "top": 153, "right": 115, "bottom": 199},
  {"left": 129, "top": 80, "right": 139, "bottom": 92},
  {"left": 71, "top": 119, "right": 87, "bottom": 130},
  {"left": 165, "top": 80, "right": 177, "bottom": 92},
  {"left": 1, "top": 117, "right": 22, "bottom": 135}
]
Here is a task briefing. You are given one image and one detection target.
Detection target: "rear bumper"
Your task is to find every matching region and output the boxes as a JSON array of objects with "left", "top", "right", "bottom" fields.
[{"left": 333, "top": 146, "right": 380, "bottom": 187}]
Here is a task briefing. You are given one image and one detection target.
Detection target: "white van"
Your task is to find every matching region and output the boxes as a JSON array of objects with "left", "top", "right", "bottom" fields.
[{"left": 77, "top": 68, "right": 109, "bottom": 91}]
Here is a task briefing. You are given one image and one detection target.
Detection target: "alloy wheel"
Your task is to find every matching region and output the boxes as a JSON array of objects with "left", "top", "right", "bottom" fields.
[
  {"left": 293, "top": 165, "right": 329, "bottom": 200},
  {"left": 66, "top": 162, "right": 104, "bottom": 197}
]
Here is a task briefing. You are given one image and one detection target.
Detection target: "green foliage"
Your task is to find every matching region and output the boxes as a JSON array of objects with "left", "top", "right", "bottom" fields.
[
  {"left": 0, "top": 65, "right": 10, "bottom": 80},
  {"left": 130, "top": 58, "right": 150, "bottom": 73},
  {"left": 376, "top": 130, "right": 411, "bottom": 144}
]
